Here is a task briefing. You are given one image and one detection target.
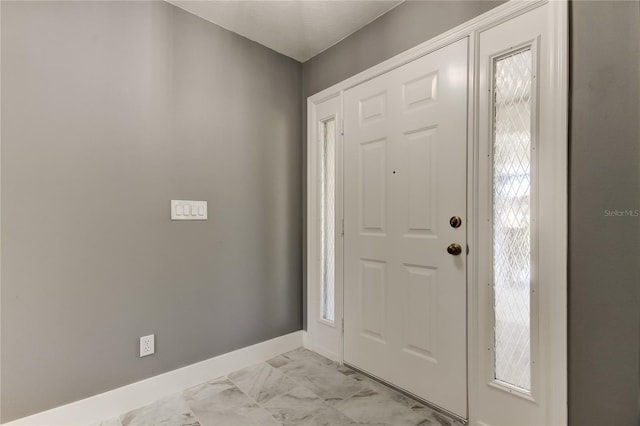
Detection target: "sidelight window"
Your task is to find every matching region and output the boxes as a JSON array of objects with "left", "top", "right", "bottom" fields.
[
  {"left": 319, "top": 118, "right": 336, "bottom": 323},
  {"left": 492, "top": 48, "right": 534, "bottom": 391}
]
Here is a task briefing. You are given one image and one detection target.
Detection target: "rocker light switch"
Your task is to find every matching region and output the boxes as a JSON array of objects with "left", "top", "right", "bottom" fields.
[{"left": 171, "top": 200, "right": 207, "bottom": 220}]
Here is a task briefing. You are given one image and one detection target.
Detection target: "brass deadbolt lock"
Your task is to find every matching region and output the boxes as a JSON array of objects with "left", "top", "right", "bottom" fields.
[
  {"left": 447, "top": 243, "right": 463, "bottom": 256},
  {"left": 449, "top": 216, "right": 462, "bottom": 228}
]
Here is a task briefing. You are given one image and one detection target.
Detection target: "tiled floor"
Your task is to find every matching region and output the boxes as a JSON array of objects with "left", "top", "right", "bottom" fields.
[{"left": 94, "top": 348, "right": 457, "bottom": 426}]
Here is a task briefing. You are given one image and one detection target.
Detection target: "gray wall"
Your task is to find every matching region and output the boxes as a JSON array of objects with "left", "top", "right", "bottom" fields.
[
  {"left": 569, "top": 1, "right": 640, "bottom": 425},
  {"left": 1, "top": 1, "right": 302, "bottom": 421},
  {"left": 301, "top": 0, "right": 506, "bottom": 328}
]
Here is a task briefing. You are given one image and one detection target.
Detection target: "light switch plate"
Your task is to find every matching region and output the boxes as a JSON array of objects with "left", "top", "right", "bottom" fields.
[{"left": 171, "top": 200, "right": 207, "bottom": 220}]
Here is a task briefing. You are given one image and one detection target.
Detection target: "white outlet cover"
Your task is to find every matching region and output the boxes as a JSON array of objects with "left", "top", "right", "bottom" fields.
[{"left": 140, "top": 334, "right": 155, "bottom": 357}]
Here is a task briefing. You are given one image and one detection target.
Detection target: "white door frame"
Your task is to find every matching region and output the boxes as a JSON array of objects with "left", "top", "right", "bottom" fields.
[{"left": 306, "top": 1, "right": 567, "bottom": 424}]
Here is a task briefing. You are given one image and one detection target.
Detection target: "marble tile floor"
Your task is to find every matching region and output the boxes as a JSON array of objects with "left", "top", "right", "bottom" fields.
[{"left": 94, "top": 348, "right": 458, "bottom": 426}]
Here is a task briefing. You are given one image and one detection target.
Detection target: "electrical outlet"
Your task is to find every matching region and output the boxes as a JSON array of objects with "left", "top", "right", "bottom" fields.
[{"left": 139, "top": 334, "right": 155, "bottom": 357}]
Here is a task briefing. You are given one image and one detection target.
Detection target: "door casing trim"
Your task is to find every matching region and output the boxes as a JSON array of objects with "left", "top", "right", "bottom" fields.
[{"left": 306, "top": 1, "right": 567, "bottom": 424}]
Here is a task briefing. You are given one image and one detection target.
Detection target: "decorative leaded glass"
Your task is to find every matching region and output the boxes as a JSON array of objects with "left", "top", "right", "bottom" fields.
[
  {"left": 320, "top": 119, "right": 336, "bottom": 322},
  {"left": 492, "top": 48, "right": 533, "bottom": 391}
]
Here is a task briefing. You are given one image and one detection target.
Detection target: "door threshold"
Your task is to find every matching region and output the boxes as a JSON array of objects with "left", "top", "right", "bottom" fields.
[{"left": 342, "top": 362, "right": 468, "bottom": 425}]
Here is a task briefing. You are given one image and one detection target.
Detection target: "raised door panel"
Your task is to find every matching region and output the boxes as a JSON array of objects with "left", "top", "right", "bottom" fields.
[
  {"left": 402, "top": 127, "right": 438, "bottom": 237},
  {"left": 402, "top": 264, "right": 438, "bottom": 362},
  {"left": 360, "top": 260, "right": 388, "bottom": 344},
  {"left": 360, "top": 139, "right": 388, "bottom": 235}
]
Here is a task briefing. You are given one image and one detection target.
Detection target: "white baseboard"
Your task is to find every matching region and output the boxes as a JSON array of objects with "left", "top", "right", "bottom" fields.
[
  {"left": 4, "top": 331, "right": 303, "bottom": 426},
  {"left": 308, "top": 343, "right": 341, "bottom": 364},
  {"left": 301, "top": 331, "right": 341, "bottom": 363},
  {"left": 302, "top": 330, "right": 311, "bottom": 349}
]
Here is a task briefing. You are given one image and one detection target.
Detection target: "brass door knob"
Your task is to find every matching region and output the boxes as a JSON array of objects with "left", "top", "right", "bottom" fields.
[
  {"left": 449, "top": 216, "right": 462, "bottom": 228},
  {"left": 447, "top": 243, "right": 463, "bottom": 256}
]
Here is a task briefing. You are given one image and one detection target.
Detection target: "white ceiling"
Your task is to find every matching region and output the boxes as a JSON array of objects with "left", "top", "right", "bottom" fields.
[{"left": 166, "top": 1, "right": 404, "bottom": 62}]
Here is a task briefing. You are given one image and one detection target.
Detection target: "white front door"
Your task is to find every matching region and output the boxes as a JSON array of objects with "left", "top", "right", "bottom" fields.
[{"left": 343, "top": 38, "right": 468, "bottom": 418}]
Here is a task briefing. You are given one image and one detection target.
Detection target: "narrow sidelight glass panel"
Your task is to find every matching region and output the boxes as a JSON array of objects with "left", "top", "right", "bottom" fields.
[
  {"left": 320, "top": 118, "right": 336, "bottom": 322},
  {"left": 492, "top": 48, "right": 532, "bottom": 390}
]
